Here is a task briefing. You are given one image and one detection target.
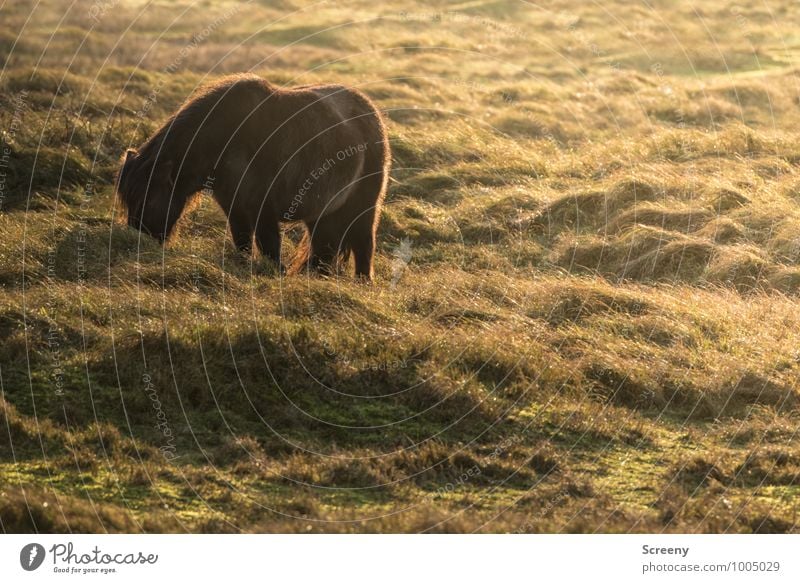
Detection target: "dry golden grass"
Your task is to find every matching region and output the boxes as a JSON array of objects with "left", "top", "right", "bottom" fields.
[{"left": 1, "top": 0, "right": 800, "bottom": 532}]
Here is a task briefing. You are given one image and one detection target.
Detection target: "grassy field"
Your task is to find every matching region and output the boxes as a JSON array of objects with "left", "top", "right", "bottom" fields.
[{"left": 2, "top": 0, "right": 800, "bottom": 533}]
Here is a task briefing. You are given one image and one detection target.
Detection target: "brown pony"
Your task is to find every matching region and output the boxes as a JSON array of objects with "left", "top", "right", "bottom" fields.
[{"left": 116, "top": 74, "right": 390, "bottom": 279}]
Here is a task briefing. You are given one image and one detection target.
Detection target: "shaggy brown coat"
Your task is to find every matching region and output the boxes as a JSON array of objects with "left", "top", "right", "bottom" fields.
[{"left": 116, "top": 74, "right": 390, "bottom": 279}]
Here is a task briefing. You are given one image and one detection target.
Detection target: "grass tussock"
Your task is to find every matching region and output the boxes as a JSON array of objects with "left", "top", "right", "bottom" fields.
[{"left": 2, "top": 0, "right": 800, "bottom": 533}]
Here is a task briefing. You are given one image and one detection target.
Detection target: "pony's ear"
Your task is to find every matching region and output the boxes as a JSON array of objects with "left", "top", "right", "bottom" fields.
[
  {"left": 122, "top": 148, "right": 139, "bottom": 168},
  {"left": 116, "top": 149, "right": 137, "bottom": 198}
]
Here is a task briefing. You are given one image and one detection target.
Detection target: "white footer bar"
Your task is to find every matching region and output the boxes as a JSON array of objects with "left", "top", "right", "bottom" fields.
[{"left": 1, "top": 535, "right": 795, "bottom": 582}]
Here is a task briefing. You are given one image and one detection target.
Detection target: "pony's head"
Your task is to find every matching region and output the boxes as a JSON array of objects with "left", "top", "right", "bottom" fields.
[{"left": 116, "top": 148, "right": 193, "bottom": 242}]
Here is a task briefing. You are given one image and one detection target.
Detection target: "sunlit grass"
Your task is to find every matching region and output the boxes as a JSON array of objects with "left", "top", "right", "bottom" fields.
[{"left": 1, "top": 0, "right": 800, "bottom": 532}]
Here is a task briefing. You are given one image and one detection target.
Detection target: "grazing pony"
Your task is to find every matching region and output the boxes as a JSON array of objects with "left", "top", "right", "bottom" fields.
[{"left": 116, "top": 74, "right": 391, "bottom": 279}]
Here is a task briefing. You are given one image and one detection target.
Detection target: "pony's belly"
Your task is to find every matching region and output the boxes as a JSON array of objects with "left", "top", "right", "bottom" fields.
[
  {"left": 279, "top": 150, "right": 365, "bottom": 222},
  {"left": 281, "top": 178, "right": 359, "bottom": 222}
]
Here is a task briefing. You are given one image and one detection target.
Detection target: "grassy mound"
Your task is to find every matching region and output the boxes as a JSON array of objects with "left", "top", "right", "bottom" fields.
[{"left": 1, "top": 0, "right": 799, "bottom": 533}]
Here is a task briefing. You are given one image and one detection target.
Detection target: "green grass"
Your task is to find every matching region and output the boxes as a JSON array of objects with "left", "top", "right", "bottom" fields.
[{"left": 1, "top": 0, "right": 800, "bottom": 533}]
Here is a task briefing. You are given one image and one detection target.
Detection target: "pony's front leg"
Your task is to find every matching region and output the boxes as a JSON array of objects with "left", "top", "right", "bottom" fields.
[
  {"left": 255, "top": 214, "right": 283, "bottom": 271},
  {"left": 227, "top": 210, "right": 254, "bottom": 254}
]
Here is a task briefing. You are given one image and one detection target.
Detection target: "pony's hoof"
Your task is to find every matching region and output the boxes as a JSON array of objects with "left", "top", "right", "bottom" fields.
[{"left": 355, "top": 273, "right": 373, "bottom": 283}]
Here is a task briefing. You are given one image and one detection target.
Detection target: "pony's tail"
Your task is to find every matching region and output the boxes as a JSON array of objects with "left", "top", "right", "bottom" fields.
[
  {"left": 288, "top": 227, "right": 351, "bottom": 276},
  {"left": 288, "top": 231, "right": 312, "bottom": 275}
]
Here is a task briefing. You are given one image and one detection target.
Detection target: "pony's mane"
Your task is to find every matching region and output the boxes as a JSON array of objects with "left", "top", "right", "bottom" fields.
[{"left": 116, "top": 74, "right": 275, "bottom": 213}]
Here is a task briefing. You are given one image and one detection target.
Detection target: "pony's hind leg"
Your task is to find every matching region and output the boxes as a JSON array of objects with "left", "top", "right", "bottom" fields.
[
  {"left": 305, "top": 216, "right": 347, "bottom": 276},
  {"left": 347, "top": 206, "right": 378, "bottom": 280},
  {"left": 345, "top": 172, "right": 386, "bottom": 280}
]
